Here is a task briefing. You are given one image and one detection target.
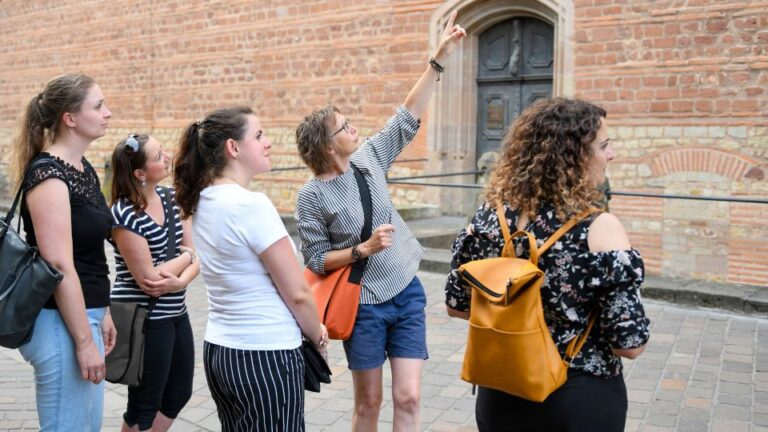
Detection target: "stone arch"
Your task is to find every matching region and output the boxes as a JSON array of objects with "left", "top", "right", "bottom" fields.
[
  {"left": 647, "top": 147, "right": 760, "bottom": 181},
  {"left": 425, "top": 0, "right": 575, "bottom": 215}
]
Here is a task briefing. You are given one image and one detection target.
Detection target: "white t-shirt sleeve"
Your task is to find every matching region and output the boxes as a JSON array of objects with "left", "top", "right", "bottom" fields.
[{"left": 235, "top": 193, "right": 288, "bottom": 254}]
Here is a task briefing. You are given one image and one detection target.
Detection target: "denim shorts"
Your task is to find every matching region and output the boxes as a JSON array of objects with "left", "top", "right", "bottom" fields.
[{"left": 343, "top": 276, "right": 429, "bottom": 370}]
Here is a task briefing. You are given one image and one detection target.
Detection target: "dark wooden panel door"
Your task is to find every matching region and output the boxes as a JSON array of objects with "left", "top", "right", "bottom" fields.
[{"left": 476, "top": 17, "right": 553, "bottom": 165}]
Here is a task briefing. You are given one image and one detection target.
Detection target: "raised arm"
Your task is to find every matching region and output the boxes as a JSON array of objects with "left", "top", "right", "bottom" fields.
[{"left": 403, "top": 10, "right": 466, "bottom": 120}]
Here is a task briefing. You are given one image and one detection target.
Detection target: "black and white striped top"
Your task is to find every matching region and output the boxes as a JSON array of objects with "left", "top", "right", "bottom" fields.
[
  {"left": 110, "top": 187, "right": 186, "bottom": 320},
  {"left": 296, "top": 105, "right": 424, "bottom": 304}
]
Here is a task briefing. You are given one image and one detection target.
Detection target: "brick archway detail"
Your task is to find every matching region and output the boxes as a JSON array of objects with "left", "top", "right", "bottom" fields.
[{"left": 648, "top": 147, "right": 759, "bottom": 180}]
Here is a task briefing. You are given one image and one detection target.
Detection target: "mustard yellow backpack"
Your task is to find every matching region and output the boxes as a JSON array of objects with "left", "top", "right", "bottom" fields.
[{"left": 458, "top": 202, "right": 597, "bottom": 402}]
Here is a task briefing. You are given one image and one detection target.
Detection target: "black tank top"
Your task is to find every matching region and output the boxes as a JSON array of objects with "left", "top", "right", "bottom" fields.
[{"left": 21, "top": 153, "right": 112, "bottom": 309}]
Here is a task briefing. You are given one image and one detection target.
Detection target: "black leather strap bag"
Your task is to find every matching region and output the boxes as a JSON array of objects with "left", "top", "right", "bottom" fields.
[
  {"left": 302, "top": 339, "right": 331, "bottom": 392},
  {"left": 106, "top": 187, "right": 176, "bottom": 386},
  {"left": 0, "top": 158, "right": 65, "bottom": 348}
]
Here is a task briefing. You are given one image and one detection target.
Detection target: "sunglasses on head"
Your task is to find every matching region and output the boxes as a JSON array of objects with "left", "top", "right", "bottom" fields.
[{"left": 124, "top": 134, "right": 140, "bottom": 153}]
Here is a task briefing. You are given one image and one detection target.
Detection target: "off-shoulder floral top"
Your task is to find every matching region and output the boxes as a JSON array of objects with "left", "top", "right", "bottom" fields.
[{"left": 445, "top": 202, "right": 650, "bottom": 377}]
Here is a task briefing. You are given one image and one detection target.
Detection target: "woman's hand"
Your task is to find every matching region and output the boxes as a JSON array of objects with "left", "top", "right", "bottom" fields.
[
  {"left": 142, "top": 270, "right": 186, "bottom": 297},
  {"left": 101, "top": 313, "right": 117, "bottom": 356},
  {"left": 314, "top": 324, "right": 329, "bottom": 350},
  {"left": 359, "top": 224, "right": 395, "bottom": 257},
  {"left": 432, "top": 10, "right": 467, "bottom": 63},
  {"left": 76, "top": 338, "right": 106, "bottom": 384},
  {"left": 313, "top": 324, "right": 330, "bottom": 361}
]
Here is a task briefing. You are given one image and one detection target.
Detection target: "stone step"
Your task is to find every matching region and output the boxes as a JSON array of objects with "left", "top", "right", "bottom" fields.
[
  {"left": 417, "top": 247, "right": 768, "bottom": 316},
  {"left": 407, "top": 215, "right": 466, "bottom": 249}
]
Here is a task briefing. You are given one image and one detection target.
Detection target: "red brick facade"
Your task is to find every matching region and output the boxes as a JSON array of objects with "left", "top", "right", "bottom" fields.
[{"left": 0, "top": 0, "right": 766, "bottom": 286}]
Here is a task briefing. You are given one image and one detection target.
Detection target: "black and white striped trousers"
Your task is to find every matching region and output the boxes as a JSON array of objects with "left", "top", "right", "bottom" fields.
[{"left": 203, "top": 341, "right": 305, "bottom": 432}]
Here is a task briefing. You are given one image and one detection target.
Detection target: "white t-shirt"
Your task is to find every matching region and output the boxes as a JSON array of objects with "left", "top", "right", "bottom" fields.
[{"left": 193, "top": 184, "right": 301, "bottom": 350}]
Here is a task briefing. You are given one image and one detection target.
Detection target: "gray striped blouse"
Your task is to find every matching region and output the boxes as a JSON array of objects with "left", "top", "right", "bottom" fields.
[{"left": 295, "top": 106, "right": 425, "bottom": 304}]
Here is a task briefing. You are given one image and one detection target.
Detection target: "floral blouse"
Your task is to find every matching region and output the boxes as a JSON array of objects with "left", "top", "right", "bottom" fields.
[{"left": 445, "top": 202, "right": 650, "bottom": 377}]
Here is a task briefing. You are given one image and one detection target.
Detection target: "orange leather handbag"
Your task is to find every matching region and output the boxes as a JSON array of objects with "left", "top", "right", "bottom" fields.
[
  {"left": 458, "top": 202, "right": 597, "bottom": 402},
  {"left": 305, "top": 263, "right": 364, "bottom": 340},
  {"left": 304, "top": 163, "right": 372, "bottom": 340}
]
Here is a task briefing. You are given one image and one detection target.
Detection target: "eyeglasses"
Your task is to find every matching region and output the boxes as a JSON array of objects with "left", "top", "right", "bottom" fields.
[
  {"left": 330, "top": 119, "right": 350, "bottom": 138},
  {"left": 124, "top": 134, "right": 140, "bottom": 153}
]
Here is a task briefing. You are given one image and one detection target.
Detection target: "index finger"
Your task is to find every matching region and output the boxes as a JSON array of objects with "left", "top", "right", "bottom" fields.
[{"left": 445, "top": 10, "right": 457, "bottom": 29}]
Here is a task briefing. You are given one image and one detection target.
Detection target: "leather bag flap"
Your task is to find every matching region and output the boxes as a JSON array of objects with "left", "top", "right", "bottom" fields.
[{"left": 459, "top": 257, "right": 543, "bottom": 304}]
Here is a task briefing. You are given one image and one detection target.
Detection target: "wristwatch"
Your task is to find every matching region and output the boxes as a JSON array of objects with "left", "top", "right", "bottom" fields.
[{"left": 351, "top": 245, "right": 363, "bottom": 262}]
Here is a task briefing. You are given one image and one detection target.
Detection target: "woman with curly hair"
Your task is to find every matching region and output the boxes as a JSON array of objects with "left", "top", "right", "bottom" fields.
[{"left": 445, "top": 97, "right": 650, "bottom": 431}]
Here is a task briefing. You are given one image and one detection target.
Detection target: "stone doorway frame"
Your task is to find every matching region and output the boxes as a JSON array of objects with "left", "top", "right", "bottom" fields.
[{"left": 425, "top": 0, "right": 574, "bottom": 216}]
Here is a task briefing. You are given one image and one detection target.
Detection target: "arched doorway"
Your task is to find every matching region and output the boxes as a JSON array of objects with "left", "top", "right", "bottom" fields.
[
  {"left": 426, "top": 0, "right": 574, "bottom": 216},
  {"left": 476, "top": 17, "right": 554, "bottom": 166}
]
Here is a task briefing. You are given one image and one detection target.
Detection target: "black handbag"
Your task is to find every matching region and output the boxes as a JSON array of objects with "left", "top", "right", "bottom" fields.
[
  {"left": 0, "top": 158, "right": 65, "bottom": 349},
  {"left": 106, "top": 187, "right": 175, "bottom": 386},
  {"left": 302, "top": 339, "right": 331, "bottom": 392}
]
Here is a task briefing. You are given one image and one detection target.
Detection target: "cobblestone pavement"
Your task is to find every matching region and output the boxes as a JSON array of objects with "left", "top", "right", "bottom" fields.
[{"left": 1, "top": 270, "right": 766, "bottom": 431}]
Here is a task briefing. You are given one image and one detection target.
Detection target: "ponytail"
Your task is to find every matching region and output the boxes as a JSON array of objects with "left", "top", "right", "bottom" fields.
[
  {"left": 174, "top": 107, "right": 253, "bottom": 217},
  {"left": 11, "top": 95, "right": 50, "bottom": 185},
  {"left": 174, "top": 122, "right": 211, "bottom": 218},
  {"left": 10, "top": 74, "right": 95, "bottom": 186}
]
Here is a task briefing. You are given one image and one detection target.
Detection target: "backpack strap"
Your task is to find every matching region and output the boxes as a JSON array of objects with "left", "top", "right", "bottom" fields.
[
  {"left": 534, "top": 208, "right": 600, "bottom": 265},
  {"left": 494, "top": 203, "right": 511, "bottom": 245},
  {"left": 495, "top": 202, "right": 540, "bottom": 262},
  {"left": 563, "top": 309, "right": 598, "bottom": 366},
  {"left": 496, "top": 201, "right": 602, "bottom": 365}
]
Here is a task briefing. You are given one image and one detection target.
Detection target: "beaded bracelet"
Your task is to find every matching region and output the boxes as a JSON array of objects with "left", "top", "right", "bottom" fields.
[{"left": 429, "top": 57, "right": 445, "bottom": 81}]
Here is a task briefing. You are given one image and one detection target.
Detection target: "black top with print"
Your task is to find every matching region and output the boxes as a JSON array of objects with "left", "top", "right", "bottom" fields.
[
  {"left": 444, "top": 202, "right": 651, "bottom": 377},
  {"left": 21, "top": 153, "right": 112, "bottom": 309}
]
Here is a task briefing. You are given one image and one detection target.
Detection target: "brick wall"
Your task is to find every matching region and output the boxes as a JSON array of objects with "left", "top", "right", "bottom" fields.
[
  {"left": 0, "top": 0, "right": 438, "bottom": 212},
  {"left": 1, "top": 0, "right": 766, "bottom": 286},
  {"left": 572, "top": 0, "right": 767, "bottom": 286}
]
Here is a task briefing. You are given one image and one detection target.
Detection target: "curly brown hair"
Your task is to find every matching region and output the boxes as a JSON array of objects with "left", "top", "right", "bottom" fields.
[{"left": 484, "top": 97, "right": 607, "bottom": 221}]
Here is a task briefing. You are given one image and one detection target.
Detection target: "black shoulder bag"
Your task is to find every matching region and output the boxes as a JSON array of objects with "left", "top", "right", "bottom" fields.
[
  {"left": 106, "top": 187, "right": 178, "bottom": 386},
  {"left": 0, "top": 158, "right": 65, "bottom": 348}
]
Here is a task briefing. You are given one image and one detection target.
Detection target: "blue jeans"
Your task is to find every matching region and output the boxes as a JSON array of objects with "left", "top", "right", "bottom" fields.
[{"left": 19, "top": 308, "right": 106, "bottom": 432}]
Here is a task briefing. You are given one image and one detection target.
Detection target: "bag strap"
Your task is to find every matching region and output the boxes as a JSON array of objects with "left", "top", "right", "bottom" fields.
[
  {"left": 495, "top": 201, "right": 600, "bottom": 363},
  {"left": 494, "top": 204, "right": 537, "bottom": 261},
  {"left": 349, "top": 163, "right": 372, "bottom": 284},
  {"left": 160, "top": 187, "right": 178, "bottom": 264},
  {"left": 146, "top": 186, "right": 178, "bottom": 312},
  {"left": 495, "top": 201, "right": 598, "bottom": 265},
  {"left": 3, "top": 157, "right": 65, "bottom": 235},
  {"left": 563, "top": 309, "right": 598, "bottom": 366},
  {"left": 536, "top": 208, "right": 600, "bottom": 260}
]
